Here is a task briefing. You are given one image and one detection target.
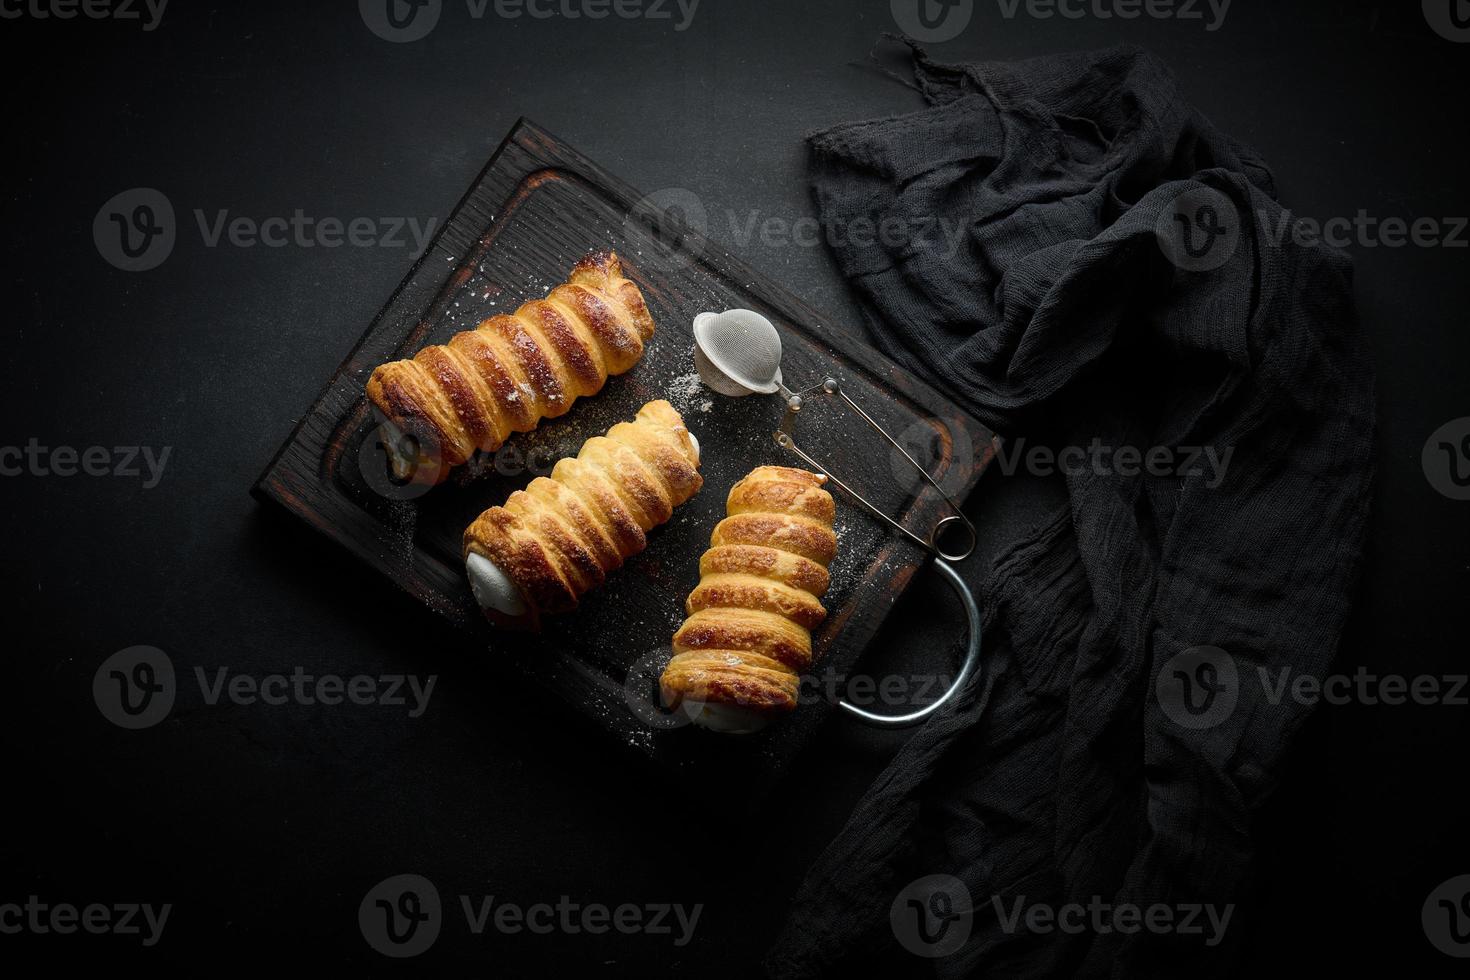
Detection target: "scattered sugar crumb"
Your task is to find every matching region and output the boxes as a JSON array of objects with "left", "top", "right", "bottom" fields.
[{"left": 663, "top": 369, "right": 706, "bottom": 413}]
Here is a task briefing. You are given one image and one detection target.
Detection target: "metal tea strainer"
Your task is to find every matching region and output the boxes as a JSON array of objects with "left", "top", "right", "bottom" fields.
[{"left": 692, "top": 308, "right": 983, "bottom": 728}]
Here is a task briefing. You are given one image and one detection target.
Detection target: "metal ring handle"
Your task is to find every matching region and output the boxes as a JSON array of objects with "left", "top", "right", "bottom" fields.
[
  {"left": 930, "top": 514, "right": 977, "bottom": 563},
  {"left": 838, "top": 558, "right": 982, "bottom": 727}
]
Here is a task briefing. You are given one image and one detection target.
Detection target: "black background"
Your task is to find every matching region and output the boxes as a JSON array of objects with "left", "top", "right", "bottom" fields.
[{"left": 4, "top": 0, "right": 1468, "bottom": 974}]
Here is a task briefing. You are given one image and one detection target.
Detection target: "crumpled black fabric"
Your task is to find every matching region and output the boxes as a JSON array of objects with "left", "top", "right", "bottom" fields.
[{"left": 767, "top": 41, "right": 1375, "bottom": 978}]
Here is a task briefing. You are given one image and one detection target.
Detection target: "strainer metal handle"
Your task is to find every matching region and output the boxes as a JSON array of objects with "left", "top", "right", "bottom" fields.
[
  {"left": 774, "top": 378, "right": 977, "bottom": 562},
  {"left": 772, "top": 377, "right": 983, "bottom": 727},
  {"left": 836, "top": 558, "right": 983, "bottom": 727}
]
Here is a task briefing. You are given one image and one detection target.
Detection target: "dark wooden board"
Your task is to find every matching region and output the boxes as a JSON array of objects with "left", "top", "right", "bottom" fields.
[{"left": 251, "top": 118, "right": 996, "bottom": 785}]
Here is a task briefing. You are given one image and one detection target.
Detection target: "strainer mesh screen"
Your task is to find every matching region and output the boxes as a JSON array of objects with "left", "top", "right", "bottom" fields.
[{"left": 705, "top": 319, "right": 782, "bottom": 388}]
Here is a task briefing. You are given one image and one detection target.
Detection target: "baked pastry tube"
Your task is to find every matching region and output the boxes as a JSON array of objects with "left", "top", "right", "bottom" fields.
[
  {"left": 366, "top": 251, "right": 655, "bottom": 482},
  {"left": 461, "top": 400, "right": 702, "bottom": 629},
  {"left": 659, "top": 466, "right": 837, "bottom": 734}
]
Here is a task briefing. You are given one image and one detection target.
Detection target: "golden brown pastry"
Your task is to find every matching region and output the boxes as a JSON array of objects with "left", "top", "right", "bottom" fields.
[
  {"left": 462, "top": 400, "right": 702, "bottom": 629},
  {"left": 366, "top": 251, "right": 655, "bottom": 481},
  {"left": 659, "top": 465, "right": 837, "bottom": 733}
]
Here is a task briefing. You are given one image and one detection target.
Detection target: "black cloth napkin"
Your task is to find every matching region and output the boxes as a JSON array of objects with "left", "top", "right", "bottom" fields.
[{"left": 768, "top": 40, "right": 1375, "bottom": 978}]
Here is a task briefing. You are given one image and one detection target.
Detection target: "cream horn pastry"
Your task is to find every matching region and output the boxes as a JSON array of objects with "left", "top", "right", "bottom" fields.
[
  {"left": 367, "top": 251, "right": 655, "bottom": 482},
  {"left": 462, "top": 399, "right": 702, "bottom": 629},
  {"left": 659, "top": 465, "right": 837, "bottom": 733}
]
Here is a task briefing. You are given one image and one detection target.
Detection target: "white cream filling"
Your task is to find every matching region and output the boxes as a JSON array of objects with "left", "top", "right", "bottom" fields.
[
  {"left": 686, "top": 430, "right": 699, "bottom": 460},
  {"left": 466, "top": 551, "right": 529, "bottom": 618}
]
